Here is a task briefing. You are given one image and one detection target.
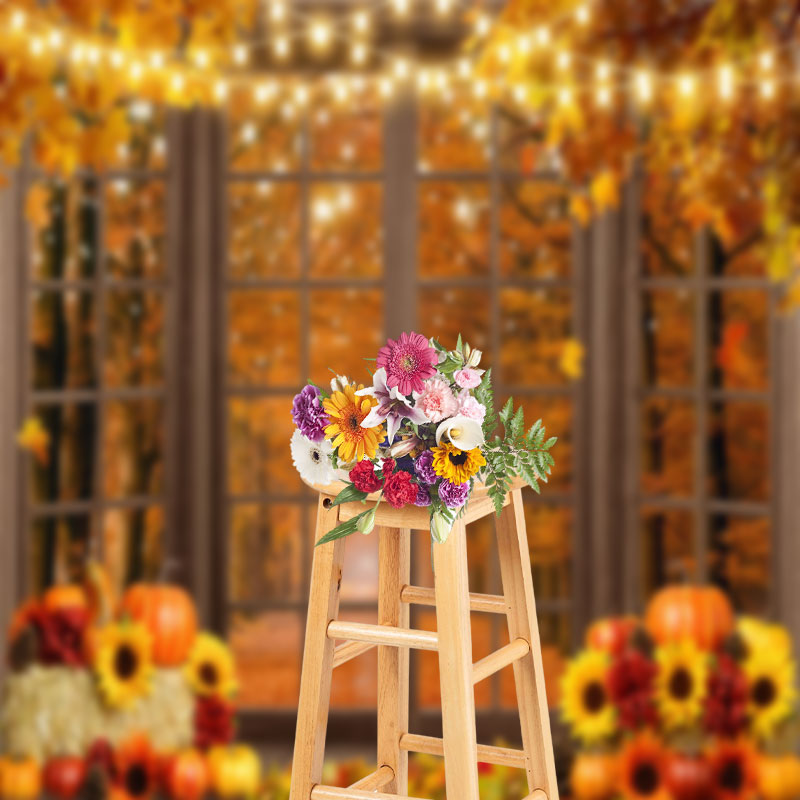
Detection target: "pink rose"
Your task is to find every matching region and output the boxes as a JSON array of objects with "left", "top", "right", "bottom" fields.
[
  {"left": 416, "top": 377, "right": 458, "bottom": 422},
  {"left": 454, "top": 368, "right": 482, "bottom": 389},
  {"left": 457, "top": 392, "right": 486, "bottom": 424}
]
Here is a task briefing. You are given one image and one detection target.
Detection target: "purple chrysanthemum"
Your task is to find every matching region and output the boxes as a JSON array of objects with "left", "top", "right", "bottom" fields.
[
  {"left": 291, "top": 384, "right": 329, "bottom": 442},
  {"left": 414, "top": 450, "right": 438, "bottom": 485},
  {"left": 414, "top": 484, "right": 432, "bottom": 507},
  {"left": 376, "top": 332, "right": 438, "bottom": 395},
  {"left": 438, "top": 479, "right": 470, "bottom": 509}
]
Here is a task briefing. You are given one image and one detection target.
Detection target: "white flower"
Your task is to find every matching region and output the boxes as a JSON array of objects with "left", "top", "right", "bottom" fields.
[
  {"left": 290, "top": 430, "right": 336, "bottom": 485},
  {"left": 329, "top": 374, "right": 350, "bottom": 393},
  {"left": 435, "top": 415, "right": 485, "bottom": 451}
]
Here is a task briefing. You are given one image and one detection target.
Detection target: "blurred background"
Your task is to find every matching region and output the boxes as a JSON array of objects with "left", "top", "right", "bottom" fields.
[{"left": 1, "top": 0, "right": 800, "bottom": 797}]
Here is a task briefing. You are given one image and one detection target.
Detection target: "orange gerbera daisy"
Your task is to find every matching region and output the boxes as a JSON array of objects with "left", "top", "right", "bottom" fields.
[
  {"left": 112, "top": 735, "right": 160, "bottom": 800},
  {"left": 619, "top": 734, "right": 671, "bottom": 800},
  {"left": 707, "top": 740, "right": 759, "bottom": 800},
  {"left": 323, "top": 384, "right": 381, "bottom": 463}
]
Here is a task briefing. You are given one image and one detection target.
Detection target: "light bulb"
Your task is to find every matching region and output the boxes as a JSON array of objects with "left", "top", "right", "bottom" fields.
[
  {"left": 557, "top": 51, "right": 571, "bottom": 70},
  {"left": 718, "top": 64, "right": 734, "bottom": 100},
  {"left": 596, "top": 61, "right": 610, "bottom": 81},
  {"left": 70, "top": 44, "right": 85, "bottom": 63},
  {"left": 516, "top": 34, "right": 532, "bottom": 55},
  {"left": 87, "top": 45, "right": 101, "bottom": 65},
  {"left": 270, "top": 1, "right": 287, "bottom": 22},
  {"left": 273, "top": 35, "right": 290, "bottom": 60},
  {"left": 129, "top": 61, "right": 143, "bottom": 82},
  {"left": 536, "top": 26, "right": 550, "bottom": 46},
  {"left": 677, "top": 73, "right": 695, "bottom": 98},
  {"left": 353, "top": 10, "right": 370, "bottom": 32},
  {"left": 760, "top": 78, "right": 775, "bottom": 99},
  {"left": 309, "top": 19, "right": 332, "bottom": 52},
  {"left": 214, "top": 79, "right": 228, "bottom": 101},
  {"left": 333, "top": 79, "right": 349, "bottom": 102},
  {"left": 457, "top": 58, "right": 471, "bottom": 79},
  {"left": 635, "top": 70, "right": 652, "bottom": 103},
  {"left": 351, "top": 42, "right": 368, "bottom": 65},
  {"left": 435, "top": 0, "right": 453, "bottom": 15},
  {"left": 513, "top": 84, "right": 526, "bottom": 104},
  {"left": 110, "top": 50, "right": 124, "bottom": 68},
  {"left": 759, "top": 50, "right": 774, "bottom": 71},
  {"left": 194, "top": 49, "right": 209, "bottom": 68},
  {"left": 474, "top": 13, "right": 491, "bottom": 37},
  {"left": 233, "top": 44, "right": 248, "bottom": 65},
  {"left": 48, "top": 30, "right": 64, "bottom": 49},
  {"left": 596, "top": 85, "right": 611, "bottom": 106},
  {"left": 29, "top": 37, "right": 44, "bottom": 57},
  {"left": 295, "top": 84, "right": 309, "bottom": 105},
  {"left": 575, "top": 4, "right": 590, "bottom": 24},
  {"left": 150, "top": 52, "right": 164, "bottom": 69},
  {"left": 242, "top": 123, "right": 257, "bottom": 143},
  {"left": 11, "top": 10, "right": 26, "bottom": 30},
  {"left": 558, "top": 86, "right": 573, "bottom": 106},
  {"left": 171, "top": 73, "right": 185, "bottom": 93},
  {"left": 378, "top": 76, "right": 394, "bottom": 98},
  {"left": 393, "top": 58, "right": 410, "bottom": 80},
  {"left": 256, "top": 82, "right": 276, "bottom": 104},
  {"left": 391, "top": 0, "right": 410, "bottom": 16},
  {"left": 474, "top": 79, "right": 488, "bottom": 99},
  {"left": 498, "top": 44, "right": 511, "bottom": 64},
  {"left": 417, "top": 69, "right": 431, "bottom": 91}
]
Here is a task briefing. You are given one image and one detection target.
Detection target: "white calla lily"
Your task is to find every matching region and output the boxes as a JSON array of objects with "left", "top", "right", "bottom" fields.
[{"left": 435, "top": 415, "right": 485, "bottom": 451}]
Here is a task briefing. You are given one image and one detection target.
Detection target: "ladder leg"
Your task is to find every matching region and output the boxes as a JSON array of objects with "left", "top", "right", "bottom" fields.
[
  {"left": 495, "top": 489, "right": 559, "bottom": 800},
  {"left": 290, "top": 498, "right": 346, "bottom": 800},
  {"left": 377, "top": 527, "right": 411, "bottom": 795},
  {"left": 433, "top": 519, "right": 480, "bottom": 800}
]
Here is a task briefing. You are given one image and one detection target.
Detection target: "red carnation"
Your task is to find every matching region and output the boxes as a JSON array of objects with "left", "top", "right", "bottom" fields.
[
  {"left": 195, "top": 696, "right": 235, "bottom": 750},
  {"left": 349, "top": 459, "right": 384, "bottom": 493},
  {"left": 383, "top": 471, "right": 418, "bottom": 509},
  {"left": 607, "top": 650, "right": 658, "bottom": 730},
  {"left": 32, "top": 606, "right": 91, "bottom": 667},
  {"left": 381, "top": 458, "right": 396, "bottom": 478},
  {"left": 704, "top": 654, "right": 749, "bottom": 738}
]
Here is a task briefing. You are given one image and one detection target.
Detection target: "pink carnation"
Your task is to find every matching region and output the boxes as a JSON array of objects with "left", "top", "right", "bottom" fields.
[
  {"left": 454, "top": 368, "right": 482, "bottom": 389},
  {"left": 457, "top": 392, "right": 486, "bottom": 424},
  {"left": 416, "top": 378, "right": 458, "bottom": 423}
]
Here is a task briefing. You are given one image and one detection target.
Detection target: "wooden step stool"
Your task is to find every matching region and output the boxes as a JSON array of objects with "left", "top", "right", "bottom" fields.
[{"left": 290, "top": 481, "right": 559, "bottom": 800}]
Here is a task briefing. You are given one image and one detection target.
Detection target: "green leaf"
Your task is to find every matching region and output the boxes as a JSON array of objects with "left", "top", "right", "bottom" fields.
[
  {"left": 315, "top": 509, "right": 374, "bottom": 546},
  {"left": 499, "top": 397, "right": 514, "bottom": 427},
  {"left": 330, "top": 484, "right": 369, "bottom": 507}
]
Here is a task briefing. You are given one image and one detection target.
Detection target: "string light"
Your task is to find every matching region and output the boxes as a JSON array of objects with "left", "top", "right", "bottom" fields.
[
  {"left": 70, "top": 44, "right": 85, "bottom": 64},
  {"left": 759, "top": 50, "right": 774, "bottom": 71},
  {"left": 498, "top": 43, "right": 511, "bottom": 64},
  {"left": 635, "top": 69, "right": 653, "bottom": 104},
  {"left": 596, "top": 61, "right": 611, "bottom": 81},
  {"left": 393, "top": 58, "right": 411, "bottom": 80},
  {"left": 378, "top": 76, "right": 394, "bottom": 98},
  {"left": 295, "top": 84, "right": 309, "bottom": 106},
  {"left": 513, "top": 84, "right": 527, "bottom": 104},
  {"left": 596, "top": 85, "right": 611, "bottom": 106},
  {"left": 352, "top": 10, "right": 370, "bottom": 33},
  {"left": 309, "top": 19, "right": 333, "bottom": 52},
  {"left": 718, "top": 64, "right": 735, "bottom": 100},
  {"left": 270, "top": 1, "right": 287, "bottom": 23},
  {"left": 29, "top": 37, "right": 44, "bottom": 57},
  {"left": 256, "top": 81, "right": 276, "bottom": 104},
  {"left": 351, "top": 42, "right": 368, "bottom": 65},
  {"left": 516, "top": 34, "right": 532, "bottom": 56},
  {"left": 48, "top": 30, "right": 63, "bottom": 49},
  {"left": 457, "top": 57, "right": 471, "bottom": 79},
  {"left": 129, "top": 61, "right": 144, "bottom": 83},
  {"left": 232, "top": 44, "right": 247, "bottom": 65},
  {"left": 557, "top": 51, "right": 572, "bottom": 70},
  {"left": 110, "top": 49, "right": 124, "bottom": 68},
  {"left": 760, "top": 78, "right": 775, "bottom": 99},
  {"left": 87, "top": 45, "right": 100, "bottom": 65},
  {"left": 575, "top": 4, "right": 590, "bottom": 24},
  {"left": 474, "top": 78, "right": 488, "bottom": 99},
  {"left": 193, "top": 49, "right": 209, "bottom": 69},
  {"left": 678, "top": 73, "right": 695, "bottom": 98},
  {"left": 11, "top": 10, "right": 26, "bottom": 30},
  {"left": 171, "top": 73, "right": 184, "bottom": 93},
  {"left": 391, "top": 0, "right": 411, "bottom": 17},
  {"left": 150, "top": 51, "right": 165, "bottom": 69},
  {"left": 273, "top": 35, "right": 290, "bottom": 60},
  {"left": 558, "top": 86, "right": 573, "bottom": 106},
  {"left": 435, "top": 0, "right": 454, "bottom": 15},
  {"left": 474, "top": 13, "right": 492, "bottom": 37},
  {"left": 214, "top": 79, "right": 228, "bottom": 101},
  {"left": 536, "top": 26, "right": 551, "bottom": 46}
]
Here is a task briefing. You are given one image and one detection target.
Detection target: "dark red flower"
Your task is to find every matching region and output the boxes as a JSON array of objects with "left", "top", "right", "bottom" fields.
[
  {"left": 704, "top": 655, "right": 749, "bottom": 738},
  {"left": 349, "top": 459, "right": 384, "bottom": 493},
  {"left": 607, "top": 650, "right": 658, "bottom": 730},
  {"left": 87, "top": 739, "right": 116, "bottom": 781},
  {"left": 383, "top": 471, "right": 418, "bottom": 509},
  {"left": 381, "top": 458, "right": 396, "bottom": 478},
  {"left": 194, "top": 696, "right": 235, "bottom": 750},
  {"left": 32, "top": 606, "right": 91, "bottom": 666}
]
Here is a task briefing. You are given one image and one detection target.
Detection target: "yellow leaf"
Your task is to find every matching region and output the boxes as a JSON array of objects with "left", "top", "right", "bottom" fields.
[
  {"left": 569, "top": 194, "right": 592, "bottom": 227},
  {"left": 25, "top": 185, "right": 51, "bottom": 229},
  {"left": 559, "top": 338, "right": 585, "bottom": 380},
  {"left": 590, "top": 170, "right": 619, "bottom": 211},
  {"left": 16, "top": 416, "right": 50, "bottom": 465}
]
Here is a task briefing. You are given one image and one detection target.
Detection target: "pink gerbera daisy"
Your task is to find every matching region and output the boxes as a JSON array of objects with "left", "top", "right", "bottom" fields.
[{"left": 376, "top": 332, "right": 438, "bottom": 395}]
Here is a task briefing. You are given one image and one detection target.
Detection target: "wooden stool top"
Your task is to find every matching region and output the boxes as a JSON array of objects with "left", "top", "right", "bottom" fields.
[{"left": 304, "top": 477, "right": 527, "bottom": 532}]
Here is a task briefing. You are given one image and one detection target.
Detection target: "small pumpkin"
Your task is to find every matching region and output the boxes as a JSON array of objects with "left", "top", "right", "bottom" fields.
[
  {"left": 570, "top": 752, "right": 618, "bottom": 800},
  {"left": 586, "top": 617, "right": 638, "bottom": 656},
  {"left": 207, "top": 746, "right": 261, "bottom": 798},
  {"left": 758, "top": 754, "right": 800, "bottom": 800},
  {"left": 42, "top": 756, "right": 87, "bottom": 799},
  {"left": 644, "top": 585, "right": 734, "bottom": 650},
  {"left": 119, "top": 584, "right": 198, "bottom": 666},
  {"left": 43, "top": 584, "right": 89, "bottom": 613},
  {"left": 165, "top": 750, "right": 210, "bottom": 800},
  {"left": 664, "top": 753, "right": 713, "bottom": 800},
  {"left": 0, "top": 757, "right": 42, "bottom": 799}
]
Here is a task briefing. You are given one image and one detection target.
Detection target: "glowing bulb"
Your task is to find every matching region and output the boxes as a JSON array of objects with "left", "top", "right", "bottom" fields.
[
  {"left": 87, "top": 45, "right": 101, "bottom": 65},
  {"left": 351, "top": 75, "right": 366, "bottom": 93},
  {"left": 333, "top": 79, "right": 349, "bottom": 102},
  {"left": 516, "top": 34, "right": 532, "bottom": 55},
  {"left": 498, "top": 44, "right": 511, "bottom": 64},
  {"left": 558, "top": 86, "right": 573, "bottom": 106},
  {"left": 313, "top": 198, "right": 334, "bottom": 223},
  {"left": 718, "top": 64, "right": 734, "bottom": 100},
  {"left": 536, "top": 26, "right": 550, "bottom": 46},
  {"left": 295, "top": 84, "right": 309, "bottom": 105},
  {"left": 635, "top": 70, "right": 652, "bottom": 103},
  {"left": 759, "top": 50, "right": 774, "bottom": 71},
  {"left": 194, "top": 49, "right": 209, "bottom": 68},
  {"left": 270, "top": 1, "right": 287, "bottom": 22},
  {"left": 11, "top": 10, "right": 26, "bottom": 30},
  {"left": 434, "top": 69, "right": 448, "bottom": 92},
  {"left": 351, "top": 42, "right": 368, "bottom": 65},
  {"left": 417, "top": 69, "right": 432, "bottom": 91},
  {"left": 110, "top": 50, "right": 124, "bottom": 68},
  {"left": 214, "top": 79, "right": 229, "bottom": 101},
  {"left": 595, "top": 61, "right": 610, "bottom": 81},
  {"left": 242, "top": 123, "right": 257, "bottom": 143},
  {"left": 513, "top": 84, "right": 526, "bottom": 104},
  {"left": 29, "top": 37, "right": 44, "bottom": 57},
  {"left": 457, "top": 58, "right": 471, "bottom": 79},
  {"left": 596, "top": 85, "right": 611, "bottom": 106},
  {"left": 474, "top": 13, "right": 491, "bottom": 36},
  {"left": 273, "top": 35, "right": 290, "bottom": 60},
  {"left": 760, "top": 78, "right": 775, "bottom": 99},
  {"left": 575, "top": 4, "right": 590, "bottom": 24},
  {"left": 353, "top": 10, "right": 370, "bottom": 32},
  {"left": 435, "top": 0, "right": 453, "bottom": 15},
  {"left": 48, "top": 30, "right": 64, "bottom": 49},
  {"left": 393, "top": 58, "right": 410, "bottom": 80},
  {"left": 309, "top": 19, "right": 332, "bottom": 51},
  {"left": 150, "top": 52, "right": 164, "bottom": 69},
  {"left": 474, "top": 79, "right": 488, "bottom": 99},
  {"left": 391, "top": 0, "right": 410, "bottom": 16},
  {"left": 677, "top": 73, "right": 695, "bottom": 98},
  {"left": 557, "top": 51, "right": 571, "bottom": 70},
  {"left": 171, "top": 73, "right": 185, "bottom": 93},
  {"left": 378, "top": 76, "right": 394, "bottom": 98},
  {"left": 233, "top": 44, "right": 248, "bottom": 65},
  {"left": 129, "top": 61, "right": 143, "bottom": 82},
  {"left": 256, "top": 82, "right": 276, "bottom": 103}
]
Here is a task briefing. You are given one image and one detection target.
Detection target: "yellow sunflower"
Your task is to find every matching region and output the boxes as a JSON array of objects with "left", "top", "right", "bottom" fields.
[
  {"left": 737, "top": 617, "right": 793, "bottom": 664},
  {"left": 430, "top": 442, "right": 486, "bottom": 484},
  {"left": 93, "top": 621, "right": 154, "bottom": 709},
  {"left": 323, "top": 384, "right": 381, "bottom": 463},
  {"left": 743, "top": 648, "right": 797, "bottom": 740},
  {"left": 185, "top": 632, "right": 239, "bottom": 698},
  {"left": 560, "top": 649, "right": 617, "bottom": 744},
  {"left": 654, "top": 640, "right": 708, "bottom": 731}
]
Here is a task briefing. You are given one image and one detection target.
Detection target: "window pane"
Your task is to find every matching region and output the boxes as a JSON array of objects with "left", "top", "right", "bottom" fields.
[
  {"left": 309, "top": 182, "right": 382, "bottom": 278},
  {"left": 331, "top": 609, "right": 378, "bottom": 709},
  {"left": 641, "top": 397, "right": 695, "bottom": 498},
  {"left": 417, "top": 287, "right": 490, "bottom": 355},
  {"left": 524, "top": 504, "right": 572, "bottom": 603},
  {"left": 709, "top": 227, "right": 765, "bottom": 278},
  {"left": 708, "top": 401, "right": 769, "bottom": 502},
  {"left": 418, "top": 182, "right": 490, "bottom": 278},
  {"left": 102, "top": 506, "right": 164, "bottom": 591},
  {"left": 117, "top": 105, "right": 167, "bottom": 171},
  {"left": 103, "top": 399, "right": 165, "bottom": 498},
  {"left": 230, "top": 610, "right": 301, "bottom": 708},
  {"left": 227, "top": 290, "right": 301, "bottom": 386},
  {"left": 228, "top": 396, "right": 301, "bottom": 496},
  {"left": 641, "top": 175, "right": 695, "bottom": 276},
  {"left": 229, "top": 504, "right": 304, "bottom": 604},
  {"left": 309, "top": 289, "right": 384, "bottom": 381},
  {"left": 30, "top": 514, "right": 92, "bottom": 592},
  {"left": 227, "top": 104, "right": 303, "bottom": 172},
  {"left": 30, "top": 180, "right": 98, "bottom": 281},
  {"left": 310, "top": 101, "right": 382, "bottom": 172},
  {"left": 105, "top": 180, "right": 166, "bottom": 279},
  {"left": 499, "top": 181, "right": 572, "bottom": 278},
  {"left": 642, "top": 289, "right": 694, "bottom": 387},
  {"left": 499, "top": 288, "right": 572, "bottom": 386},
  {"left": 710, "top": 515, "right": 770, "bottom": 614},
  {"left": 641, "top": 508, "right": 696, "bottom": 595},
  {"left": 105, "top": 289, "right": 166, "bottom": 386},
  {"left": 32, "top": 290, "right": 96, "bottom": 390},
  {"left": 227, "top": 182, "right": 301, "bottom": 279},
  {"left": 31, "top": 404, "right": 97, "bottom": 503},
  {"left": 710, "top": 290, "right": 768, "bottom": 391},
  {"left": 418, "top": 98, "right": 489, "bottom": 171}
]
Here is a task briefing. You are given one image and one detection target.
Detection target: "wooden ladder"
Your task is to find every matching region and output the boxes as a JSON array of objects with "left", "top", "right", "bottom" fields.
[{"left": 289, "top": 485, "right": 559, "bottom": 800}]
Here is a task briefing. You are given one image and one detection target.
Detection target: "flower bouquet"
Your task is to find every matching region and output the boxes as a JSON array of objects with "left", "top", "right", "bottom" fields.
[
  {"left": 290, "top": 332, "right": 557, "bottom": 545},
  {"left": 560, "top": 585, "right": 800, "bottom": 800}
]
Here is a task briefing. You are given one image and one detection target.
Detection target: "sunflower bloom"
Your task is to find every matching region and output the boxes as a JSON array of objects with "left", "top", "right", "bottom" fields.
[
  {"left": 112, "top": 735, "right": 160, "bottom": 799},
  {"left": 93, "top": 622, "right": 154, "bottom": 709},
  {"left": 560, "top": 649, "right": 617, "bottom": 744},
  {"left": 185, "top": 632, "right": 239, "bottom": 699},
  {"left": 654, "top": 640, "right": 708, "bottom": 731},
  {"left": 619, "top": 734, "right": 670, "bottom": 800},
  {"left": 743, "top": 648, "right": 797, "bottom": 740},
  {"left": 323, "top": 384, "right": 381, "bottom": 463},
  {"left": 706, "top": 739, "right": 759, "bottom": 800},
  {"left": 431, "top": 442, "right": 486, "bottom": 484}
]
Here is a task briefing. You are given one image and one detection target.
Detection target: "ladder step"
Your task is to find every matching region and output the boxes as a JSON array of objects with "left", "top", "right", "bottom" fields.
[
  {"left": 472, "top": 637, "right": 530, "bottom": 685},
  {"left": 400, "top": 584, "right": 507, "bottom": 614},
  {"left": 327, "top": 620, "right": 438, "bottom": 651},
  {"left": 398, "top": 733, "right": 527, "bottom": 769},
  {"left": 311, "top": 787, "right": 426, "bottom": 800},
  {"left": 332, "top": 640, "right": 376, "bottom": 669},
  {"left": 524, "top": 792, "right": 548, "bottom": 800},
  {"left": 348, "top": 765, "right": 394, "bottom": 791}
]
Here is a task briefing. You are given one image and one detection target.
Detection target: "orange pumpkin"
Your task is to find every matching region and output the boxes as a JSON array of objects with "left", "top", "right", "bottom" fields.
[
  {"left": 586, "top": 616, "right": 639, "bottom": 656},
  {"left": 119, "top": 584, "right": 198, "bottom": 666},
  {"left": 165, "top": 750, "right": 210, "bottom": 800},
  {"left": 758, "top": 754, "right": 800, "bottom": 800},
  {"left": 43, "top": 585, "right": 88, "bottom": 613},
  {"left": 0, "top": 757, "right": 41, "bottom": 799},
  {"left": 570, "top": 752, "right": 618, "bottom": 800},
  {"left": 644, "top": 585, "right": 734, "bottom": 650}
]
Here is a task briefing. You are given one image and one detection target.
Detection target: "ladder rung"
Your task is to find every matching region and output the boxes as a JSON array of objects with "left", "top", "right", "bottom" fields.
[
  {"left": 524, "top": 792, "right": 547, "bottom": 800},
  {"left": 311, "top": 786, "right": 425, "bottom": 800},
  {"left": 400, "top": 585, "right": 507, "bottom": 614},
  {"left": 349, "top": 765, "right": 394, "bottom": 791},
  {"left": 472, "top": 637, "right": 530, "bottom": 684},
  {"left": 332, "top": 640, "right": 376, "bottom": 669},
  {"left": 327, "top": 620, "right": 438, "bottom": 651},
  {"left": 398, "top": 733, "right": 527, "bottom": 769}
]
